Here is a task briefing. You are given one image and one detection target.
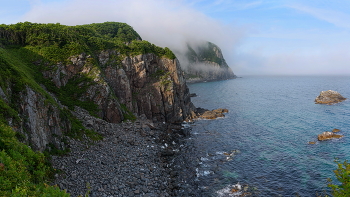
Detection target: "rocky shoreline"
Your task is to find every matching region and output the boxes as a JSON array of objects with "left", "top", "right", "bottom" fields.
[{"left": 50, "top": 108, "right": 199, "bottom": 197}]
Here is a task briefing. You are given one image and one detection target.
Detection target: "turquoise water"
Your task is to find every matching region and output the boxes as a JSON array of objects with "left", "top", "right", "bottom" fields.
[{"left": 188, "top": 76, "right": 350, "bottom": 196}]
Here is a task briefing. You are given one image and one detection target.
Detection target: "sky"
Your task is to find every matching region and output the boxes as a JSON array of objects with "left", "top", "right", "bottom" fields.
[{"left": 1, "top": 0, "right": 350, "bottom": 76}]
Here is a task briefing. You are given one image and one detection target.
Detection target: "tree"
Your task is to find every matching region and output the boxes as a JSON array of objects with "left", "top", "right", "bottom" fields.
[{"left": 328, "top": 160, "right": 350, "bottom": 197}]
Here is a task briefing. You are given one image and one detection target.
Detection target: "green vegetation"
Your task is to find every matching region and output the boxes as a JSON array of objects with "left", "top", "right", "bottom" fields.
[
  {"left": 0, "top": 124, "right": 69, "bottom": 196},
  {"left": 59, "top": 109, "right": 102, "bottom": 141},
  {"left": 120, "top": 104, "right": 136, "bottom": 122},
  {"left": 0, "top": 21, "right": 178, "bottom": 195},
  {"left": 186, "top": 41, "right": 227, "bottom": 67},
  {"left": 328, "top": 160, "right": 350, "bottom": 196},
  {"left": 0, "top": 22, "right": 176, "bottom": 63}
]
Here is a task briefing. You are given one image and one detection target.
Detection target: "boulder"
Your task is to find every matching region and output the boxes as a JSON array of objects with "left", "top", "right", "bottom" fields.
[
  {"left": 315, "top": 90, "right": 346, "bottom": 104},
  {"left": 317, "top": 131, "right": 343, "bottom": 141},
  {"left": 198, "top": 108, "right": 229, "bottom": 119},
  {"left": 332, "top": 129, "right": 341, "bottom": 133}
]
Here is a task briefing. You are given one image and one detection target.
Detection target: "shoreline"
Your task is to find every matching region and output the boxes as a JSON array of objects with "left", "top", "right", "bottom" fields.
[
  {"left": 50, "top": 116, "right": 199, "bottom": 197},
  {"left": 185, "top": 76, "right": 237, "bottom": 84}
]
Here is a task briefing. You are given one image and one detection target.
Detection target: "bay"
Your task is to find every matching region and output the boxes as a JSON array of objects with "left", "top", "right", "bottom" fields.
[{"left": 187, "top": 76, "right": 350, "bottom": 196}]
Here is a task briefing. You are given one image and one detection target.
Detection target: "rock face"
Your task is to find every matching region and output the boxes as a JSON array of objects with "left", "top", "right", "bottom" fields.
[
  {"left": 99, "top": 52, "right": 195, "bottom": 123},
  {"left": 315, "top": 90, "right": 346, "bottom": 104},
  {"left": 15, "top": 51, "right": 195, "bottom": 151},
  {"left": 179, "top": 42, "right": 236, "bottom": 82},
  {"left": 0, "top": 22, "right": 196, "bottom": 152},
  {"left": 193, "top": 108, "right": 229, "bottom": 119},
  {"left": 317, "top": 131, "right": 343, "bottom": 141},
  {"left": 43, "top": 52, "right": 195, "bottom": 124}
]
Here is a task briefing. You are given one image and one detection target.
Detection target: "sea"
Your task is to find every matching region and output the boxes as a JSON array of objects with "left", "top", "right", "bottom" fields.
[{"left": 186, "top": 76, "right": 350, "bottom": 196}]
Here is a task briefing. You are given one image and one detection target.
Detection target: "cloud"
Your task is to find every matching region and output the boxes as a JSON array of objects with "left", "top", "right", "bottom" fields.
[
  {"left": 234, "top": 41, "right": 350, "bottom": 76},
  {"left": 288, "top": 4, "right": 350, "bottom": 29},
  {"left": 21, "top": 0, "right": 246, "bottom": 69}
]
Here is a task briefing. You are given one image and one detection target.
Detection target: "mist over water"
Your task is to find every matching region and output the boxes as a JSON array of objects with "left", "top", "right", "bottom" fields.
[{"left": 187, "top": 76, "right": 350, "bottom": 196}]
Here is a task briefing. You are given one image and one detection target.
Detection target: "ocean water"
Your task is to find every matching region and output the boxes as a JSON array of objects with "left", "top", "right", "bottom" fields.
[{"left": 187, "top": 76, "right": 350, "bottom": 196}]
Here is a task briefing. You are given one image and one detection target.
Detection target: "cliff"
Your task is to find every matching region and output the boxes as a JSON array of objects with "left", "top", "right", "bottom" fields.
[
  {"left": 0, "top": 22, "right": 195, "bottom": 152},
  {"left": 0, "top": 21, "right": 198, "bottom": 195},
  {"left": 180, "top": 41, "right": 236, "bottom": 82}
]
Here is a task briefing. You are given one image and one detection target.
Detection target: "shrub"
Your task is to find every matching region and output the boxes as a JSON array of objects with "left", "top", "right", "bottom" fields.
[
  {"left": 0, "top": 124, "right": 69, "bottom": 196},
  {"left": 328, "top": 160, "right": 350, "bottom": 196}
]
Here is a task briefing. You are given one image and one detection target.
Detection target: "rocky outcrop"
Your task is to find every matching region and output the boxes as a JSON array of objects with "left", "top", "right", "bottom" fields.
[
  {"left": 180, "top": 42, "right": 236, "bottom": 82},
  {"left": 99, "top": 51, "right": 195, "bottom": 123},
  {"left": 2, "top": 51, "right": 196, "bottom": 151},
  {"left": 16, "top": 87, "right": 68, "bottom": 152},
  {"left": 318, "top": 131, "right": 343, "bottom": 141},
  {"left": 0, "top": 22, "right": 196, "bottom": 152},
  {"left": 315, "top": 90, "right": 346, "bottom": 104},
  {"left": 192, "top": 107, "right": 229, "bottom": 119},
  {"left": 42, "top": 51, "right": 196, "bottom": 124}
]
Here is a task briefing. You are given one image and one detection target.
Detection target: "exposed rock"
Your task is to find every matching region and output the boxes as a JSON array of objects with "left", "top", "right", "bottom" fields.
[
  {"left": 308, "top": 141, "right": 316, "bottom": 145},
  {"left": 100, "top": 52, "right": 196, "bottom": 123},
  {"left": 332, "top": 128, "right": 341, "bottom": 133},
  {"left": 43, "top": 51, "right": 196, "bottom": 124},
  {"left": 317, "top": 131, "right": 343, "bottom": 141},
  {"left": 315, "top": 90, "right": 346, "bottom": 104},
  {"left": 193, "top": 108, "right": 229, "bottom": 120},
  {"left": 16, "top": 86, "right": 67, "bottom": 152}
]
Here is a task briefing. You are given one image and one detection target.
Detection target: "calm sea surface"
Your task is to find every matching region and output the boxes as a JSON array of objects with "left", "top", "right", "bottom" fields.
[{"left": 187, "top": 76, "right": 350, "bottom": 196}]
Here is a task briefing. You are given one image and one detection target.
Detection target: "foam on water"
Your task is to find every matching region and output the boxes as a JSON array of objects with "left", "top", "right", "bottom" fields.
[{"left": 188, "top": 76, "right": 350, "bottom": 196}]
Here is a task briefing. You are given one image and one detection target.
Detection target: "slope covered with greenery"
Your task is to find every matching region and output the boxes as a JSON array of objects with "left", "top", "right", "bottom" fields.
[
  {"left": 0, "top": 21, "right": 177, "bottom": 196},
  {"left": 186, "top": 41, "right": 228, "bottom": 67}
]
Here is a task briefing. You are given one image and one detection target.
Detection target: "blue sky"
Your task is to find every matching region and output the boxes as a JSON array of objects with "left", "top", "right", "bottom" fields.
[{"left": 1, "top": 0, "right": 350, "bottom": 75}]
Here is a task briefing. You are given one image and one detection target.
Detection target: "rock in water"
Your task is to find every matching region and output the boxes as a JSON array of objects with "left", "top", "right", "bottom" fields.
[
  {"left": 315, "top": 90, "right": 346, "bottom": 104},
  {"left": 197, "top": 108, "right": 229, "bottom": 119},
  {"left": 317, "top": 131, "right": 343, "bottom": 141}
]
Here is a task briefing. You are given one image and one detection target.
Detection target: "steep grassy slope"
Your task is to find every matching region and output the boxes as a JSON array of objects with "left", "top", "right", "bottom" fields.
[{"left": 0, "top": 21, "right": 188, "bottom": 196}]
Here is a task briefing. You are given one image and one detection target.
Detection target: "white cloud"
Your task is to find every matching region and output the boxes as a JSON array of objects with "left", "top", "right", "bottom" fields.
[
  {"left": 21, "top": 0, "right": 246, "bottom": 69},
  {"left": 234, "top": 41, "right": 350, "bottom": 76},
  {"left": 16, "top": 0, "right": 350, "bottom": 76},
  {"left": 289, "top": 4, "right": 350, "bottom": 29}
]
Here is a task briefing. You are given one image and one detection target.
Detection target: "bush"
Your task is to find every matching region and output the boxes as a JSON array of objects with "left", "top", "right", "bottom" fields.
[
  {"left": 0, "top": 124, "right": 69, "bottom": 196},
  {"left": 328, "top": 160, "right": 350, "bottom": 196}
]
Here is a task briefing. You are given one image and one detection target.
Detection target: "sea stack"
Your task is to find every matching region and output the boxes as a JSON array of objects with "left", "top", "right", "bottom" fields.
[{"left": 315, "top": 90, "right": 346, "bottom": 105}]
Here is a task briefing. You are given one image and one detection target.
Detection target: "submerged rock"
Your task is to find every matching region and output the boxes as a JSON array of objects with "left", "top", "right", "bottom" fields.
[
  {"left": 315, "top": 90, "right": 346, "bottom": 104},
  {"left": 317, "top": 131, "right": 343, "bottom": 141}
]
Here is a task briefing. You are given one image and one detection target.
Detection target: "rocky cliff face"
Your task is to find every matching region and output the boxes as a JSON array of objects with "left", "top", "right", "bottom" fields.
[
  {"left": 13, "top": 52, "right": 195, "bottom": 151},
  {"left": 179, "top": 41, "right": 236, "bottom": 82},
  {"left": 100, "top": 51, "right": 195, "bottom": 123},
  {"left": 0, "top": 22, "right": 196, "bottom": 152}
]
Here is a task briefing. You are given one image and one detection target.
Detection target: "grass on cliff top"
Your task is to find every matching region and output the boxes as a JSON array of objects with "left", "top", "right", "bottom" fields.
[{"left": 0, "top": 22, "right": 176, "bottom": 62}]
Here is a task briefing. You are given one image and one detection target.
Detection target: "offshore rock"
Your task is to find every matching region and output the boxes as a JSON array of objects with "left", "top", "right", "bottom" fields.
[
  {"left": 315, "top": 90, "right": 346, "bottom": 104},
  {"left": 194, "top": 108, "right": 228, "bottom": 119},
  {"left": 317, "top": 131, "right": 343, "bottom": 141}
]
